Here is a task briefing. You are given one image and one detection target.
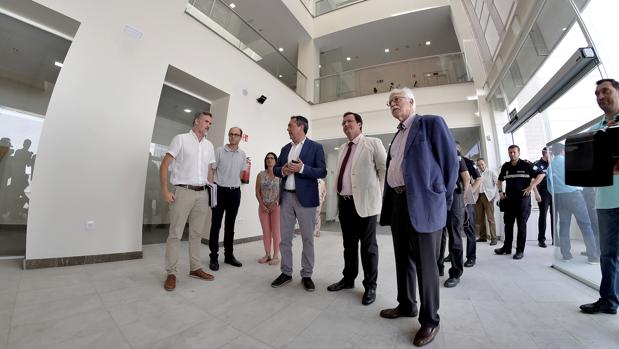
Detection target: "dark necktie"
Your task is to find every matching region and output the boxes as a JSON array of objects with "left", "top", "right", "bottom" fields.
[
  {"left": 397, "top": 122, "right": 405, "bottom": 130},
  {"left": 337, "top": 142, "right": 354, "bottom": 193}
]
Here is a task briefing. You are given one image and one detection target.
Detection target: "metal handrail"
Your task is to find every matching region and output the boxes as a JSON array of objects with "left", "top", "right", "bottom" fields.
[
  {"left": 298, "top": 0, "right": 368, "bottom": 18},
  {"left": 316, "top": 52, "right": 468, "bottom": 80}
]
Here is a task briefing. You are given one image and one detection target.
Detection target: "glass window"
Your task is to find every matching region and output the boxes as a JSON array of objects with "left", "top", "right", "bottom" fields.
[{"left": 0, "top": 13, "right": 76, "bottom": 256}]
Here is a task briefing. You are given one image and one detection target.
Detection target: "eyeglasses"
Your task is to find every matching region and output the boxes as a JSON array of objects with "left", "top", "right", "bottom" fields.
[
  {"left": 386, "top": 96, "right": 409, "bottom": 107},
  {"left": 228, "top": 133, "right": 241, "bottom": 137}
]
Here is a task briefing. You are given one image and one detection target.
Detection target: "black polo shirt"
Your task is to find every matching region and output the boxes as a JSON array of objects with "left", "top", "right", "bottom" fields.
[
  {"left": 463, "top": 156, "right": 480, "bottom": 180},
  {"left": 533, "top": 158, "right": 550, "bottom": 194},
  {"left": 498, "top": 159, "right": 542, "bottom": 199}
]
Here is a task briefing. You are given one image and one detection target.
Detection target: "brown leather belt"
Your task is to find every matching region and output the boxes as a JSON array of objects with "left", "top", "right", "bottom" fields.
[
  {"left": 393, "top": 186, "right": 406, "bottom": 194},
  {"left": 176, "top": 184, "right": 207, "bottom": 191}
]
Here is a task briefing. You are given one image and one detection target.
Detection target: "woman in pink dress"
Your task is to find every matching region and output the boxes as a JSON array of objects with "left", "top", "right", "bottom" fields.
[{"left": 255, "top": 152, "right": 281, "bottom": 265}]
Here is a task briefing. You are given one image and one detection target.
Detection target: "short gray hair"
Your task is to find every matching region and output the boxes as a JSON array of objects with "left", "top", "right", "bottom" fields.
[{"left": 390, "top": 87, "right": 415, "bottom": 100}]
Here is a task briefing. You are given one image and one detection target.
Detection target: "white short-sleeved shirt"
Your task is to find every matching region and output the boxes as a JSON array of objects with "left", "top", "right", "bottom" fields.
[{"left": 167, "top": 130, "right": 215, "bottom": 186}]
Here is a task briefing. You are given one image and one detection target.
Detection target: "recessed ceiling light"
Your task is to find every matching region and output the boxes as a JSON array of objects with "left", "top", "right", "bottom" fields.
[
  {"left": 230, "top": 3, "right": 236, "bottom": 8},
  {"left": 334, "top": 147, "right": 339, "bottom": 150},
  {"left": 184, "top": 108, "right": 192, "bottom": 113},
  {"left": 384, "top": 48, "right": 390, "bottom": 53},
  {"left": 278, "top": 74, "right": 283, "bottom": 78},
  {"left": 346, "top": 57, "right": 351, "bottom": 61},
  {"left": 466, "top": 95, "right": 478, "bottom": 100},
  {"left": 425, "top": 41, "right": 431, "bottom": 46},
  {"left": 562, "top": 27, "right": 567, "bottom": 31},
  {"left": 278, "top": 47, "right": 284, "bottom": 52},
  {"left": 318, "top": 64, "right": 322, "bottom": 68},
  {"left": 54, "top": 61, "right": 64, "bottom": 68}
]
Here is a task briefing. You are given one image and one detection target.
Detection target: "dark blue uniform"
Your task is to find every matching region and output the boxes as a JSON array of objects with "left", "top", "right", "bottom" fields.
[
  {"left": 533, "top": 158, "right": 552, "bottom": 246},
  {"left": 497, "top": 159, "right": 543, "bottom": 254}
]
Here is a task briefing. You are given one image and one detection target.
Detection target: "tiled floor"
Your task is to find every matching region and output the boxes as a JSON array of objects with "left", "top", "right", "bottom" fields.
[{"left": 1, "top": 229, "right": 618, "bottom": 349}]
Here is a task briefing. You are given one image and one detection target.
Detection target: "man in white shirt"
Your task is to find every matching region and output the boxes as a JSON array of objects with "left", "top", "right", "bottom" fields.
[
  {"left": 160, "top": 111, "right": 216, "bottom": 291},
  {"left": 475, "top": 158, "right": 498, "bottom": 245}
]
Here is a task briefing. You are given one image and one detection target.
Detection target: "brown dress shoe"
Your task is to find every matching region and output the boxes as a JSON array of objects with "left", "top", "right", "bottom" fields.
[
  {"left": 379, "top": 307, "right": 418, "bottom": 319},
  {"left": 413, "top": 325, "right": 439, "bottom": 347},
  {"left": 164, "top": 274, "right": 176, "bottom": 291},
  {"left": 189, "top": 268, "right": 215, "bottom": 281}
]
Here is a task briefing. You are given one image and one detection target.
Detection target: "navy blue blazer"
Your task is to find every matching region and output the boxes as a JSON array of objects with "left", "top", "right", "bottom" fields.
[
  {"left": 274, "top": 138, "right": 327, "bottom": 208},
  {"left": 380, "top": 114, "right": 459, "bottom": 233}
]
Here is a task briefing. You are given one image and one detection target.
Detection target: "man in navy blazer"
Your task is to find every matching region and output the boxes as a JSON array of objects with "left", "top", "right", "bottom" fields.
[
  {"left": 379, "top": 88, "right": 458, "bottom": 347},
  {"left": 270, "top": 115, "right": 327, "bottom": 292}
]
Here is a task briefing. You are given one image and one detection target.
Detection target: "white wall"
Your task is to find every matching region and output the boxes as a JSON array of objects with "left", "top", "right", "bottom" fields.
[
  {"left": 25, "top": 0, "right": 310, "bottom": 260},
  {"left": 311, "top": 82, "right": 479, "bottom": 140}
]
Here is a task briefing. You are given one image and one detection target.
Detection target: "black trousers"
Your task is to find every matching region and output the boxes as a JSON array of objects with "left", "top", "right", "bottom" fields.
[
  {"left": 438, "top": 192, "right": 464, "bottom": 278},
  {"left": 338, "top": 196, "right": 379, "bottom": 289},
  {"left": 390, "top": 191, "right": 441, "bottom": 327},
  {"left": 209, "top": 186, "right": 241, "bottom": 259},
  {"left": 503, "top": 198, "right": 531, "bottom": 253},
  {"left": 464, "top": 204, "right": 477, "bottom": 260},
  {"left": 537, "top": 190, "right": 553, "bottom": 243}
]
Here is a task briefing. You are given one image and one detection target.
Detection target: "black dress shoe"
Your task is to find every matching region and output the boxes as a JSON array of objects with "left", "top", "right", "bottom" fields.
[
  {"left": 302, "top": 277, "right": 315, "bottom": 292},
  {"left": 271, "top": 273, "right": 292, "bottom": 288},
  {"left": 464, "top": 259, "right": 476, "bottom": 267},
  {"left": 224, "top": 255, "right": 242, "bottom": 267},
  {"left": 444, "top": 277, "right": 460, "bottom": 288},
  {"left": 513, "top": 252, "right": 524, "bottom": 260},
  {"left": 413, "top": 325, "right": 440, "bottom": 346},
  {"left": 438, "top": 268, "right": 444, "bottom": 277},
  {"left": 476, "top": 238, "right": 487, "bottom": 242},
  {"left": 580, "top": 299, "right": 618, "bottom": 314},
  {"left": 362, "top": 288, "right": 376, "bottom": 305},
  {"left": 209, "top": 259, "right": 219, "bottom": 271},
  {"left": 443, "top": 255, "right": 451, "bottom": 263},
  {"left": 538, "top": 241, "right": 547, "bottom": 248},
  {"left": 327, "top": 279, "right": 354, "bottom": 292},
  {"left": 379, "top": 307, "right": 418, "bottom": 319},
  {"left": 494, "top": 247, "right": 511, "bottom": 255}
]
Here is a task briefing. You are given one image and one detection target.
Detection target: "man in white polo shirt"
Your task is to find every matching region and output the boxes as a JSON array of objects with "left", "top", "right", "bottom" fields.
[{"left": 160, "top": 111, "right": 216, "bottom": 291}]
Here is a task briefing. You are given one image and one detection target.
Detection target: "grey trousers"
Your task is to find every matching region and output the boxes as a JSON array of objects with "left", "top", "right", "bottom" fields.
[{"left": 280, "top": 191, "right": 316, "bottom": 277}]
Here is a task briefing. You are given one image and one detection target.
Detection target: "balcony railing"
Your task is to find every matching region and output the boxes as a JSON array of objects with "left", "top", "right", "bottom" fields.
[
  {"left": 299, "top": 0, "right": 367, "bottom": 17},
  {"left": 314, "top": 52, "right": 472, "bottom": 103},
  {"left": 186, "top": 0, "right": 307, "bottom": 100}
]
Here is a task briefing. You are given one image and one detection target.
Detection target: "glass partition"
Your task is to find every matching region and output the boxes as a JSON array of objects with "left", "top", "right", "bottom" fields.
[
  {"left": 314, "top": 52, "right": 470, "bottom": 103},
  {"left": 299, "top": 0, "right": 367, "bottom": 17},
  {"left": 0, "top": 12, "right": 75, "bottom": 257},
  {"left": 186, "top": 0, "right": 307, "bottom": 100}
]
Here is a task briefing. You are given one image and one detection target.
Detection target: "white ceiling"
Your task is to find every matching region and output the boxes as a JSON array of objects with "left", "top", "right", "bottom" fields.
[
  {"left": 0, "top": 12, "right": 72, "bottom": 87},
  {"left": 315, "top": 6, "right": 461, "bottom": 74}
]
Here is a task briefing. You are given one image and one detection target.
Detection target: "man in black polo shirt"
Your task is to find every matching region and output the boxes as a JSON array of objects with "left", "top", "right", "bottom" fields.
[
  {"left": 495, "top": 145, "right": 545, "bottom": 260},
  {"left": 533, "top": 147, "right": 552, "bottom": 248}
]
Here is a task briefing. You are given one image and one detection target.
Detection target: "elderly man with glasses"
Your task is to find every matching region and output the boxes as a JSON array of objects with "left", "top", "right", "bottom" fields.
[
  {"left": 208, "top": 127, "right": 247, "bottom": 271},
  {"left": 379, "top": 88, "right": 459, "bottom": 346}
]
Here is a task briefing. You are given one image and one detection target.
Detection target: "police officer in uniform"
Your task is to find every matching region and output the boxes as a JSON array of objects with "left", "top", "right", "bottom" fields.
[
  {"left": 495, "top": 145, "right": 545, "bottom": 260},
  {"left": 533, "top": 147, "right": 552, "bottom": 248}
]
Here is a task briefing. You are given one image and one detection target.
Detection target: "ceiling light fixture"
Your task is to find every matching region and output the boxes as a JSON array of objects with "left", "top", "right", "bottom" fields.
[
  {"left": 278, "top": 74, "right": 283, "bottom": 78},
  {"left": 562, "top": 27, "right": 567, "bottom": 31},
  {"left": 466, "top": 95, "right": 478, "bottom": 100},
  {"left": 184, "top": 108, "right": 192, "bottom": 113},
  {"left": 318, "top": 64, "right": 322, "bottom": 68},
  {"left": 54, "top": 61, "right": 64, "bottom": 68},
  {"left": 346, "top": 57, "right": 351, "bottom": 61},
  {"left": 278, "top": 47, "right": 284, "bottom": 52},
  {"left": 229, "top": 3, "right": 236, "bottom": 8},
  {"left": 384, "top": 48, "right": 390, "bottom": 53},
  {"left": 425, "top": 41, "right": 431, "bottom": 46}
]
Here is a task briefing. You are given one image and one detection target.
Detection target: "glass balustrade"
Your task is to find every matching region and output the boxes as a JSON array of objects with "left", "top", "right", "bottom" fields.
[
  {"left": 314, "top": 52, "right": 471, "bottom": 103},
  {"left": 186, "top": 0, "right": 307, "bottom": 99},
  {"left": 299, "top": 0, "right": 367, "bottom": 17}
]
